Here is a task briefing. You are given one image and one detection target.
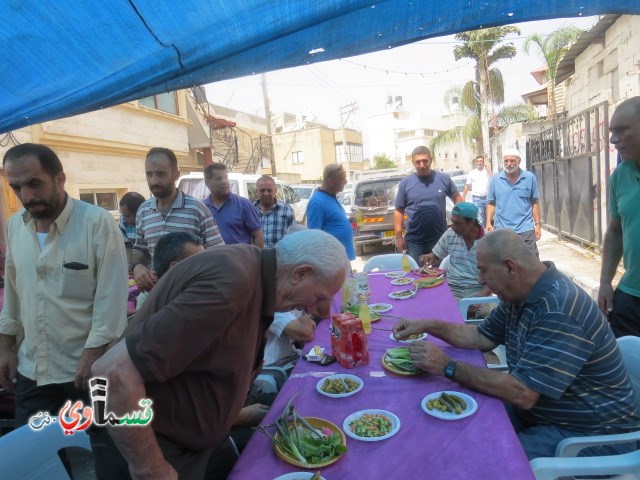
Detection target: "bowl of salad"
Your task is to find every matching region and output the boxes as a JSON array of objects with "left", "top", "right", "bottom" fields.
[{"left": 342, "top": 409, "right": 400, "bottom": 442}]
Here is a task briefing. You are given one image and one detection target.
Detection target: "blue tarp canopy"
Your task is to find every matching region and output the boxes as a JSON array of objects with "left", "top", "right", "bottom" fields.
[{"left": 1, "top": 1, "right": 638, "bottom": 133}]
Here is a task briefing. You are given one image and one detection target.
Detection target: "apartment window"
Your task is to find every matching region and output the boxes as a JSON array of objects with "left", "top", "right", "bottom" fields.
[
  {"left": 292, "top": 151, "right": 304, "bottom": 165},
  {"left": 454, "top": 151, "right": 458, "bottom": 159},
  {"left": 423, "top": 129, "right": 434, "bottom": 137},
  {"left": 336, "top": 143, "right": 364, "bottom": 164},
  {"left": 80, "top": 191, "right": 118, "bottom": 210},
  {"left": 139, "top": 91, "right": 178, "bottom": 114}
]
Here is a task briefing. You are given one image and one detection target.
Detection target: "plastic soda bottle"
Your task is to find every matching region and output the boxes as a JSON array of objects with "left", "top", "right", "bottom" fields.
[
  {"left": 354, "top": 208, "right": 364, "bottom": 226},
  {"left": 401, "top": 250, "right": 411, "bottom": 272},
  {"left": 342, "top": 277, "right": 351, "bottom": 306},
  {"left": 359, "top": 303, "right": 372, "bottom": 334}
]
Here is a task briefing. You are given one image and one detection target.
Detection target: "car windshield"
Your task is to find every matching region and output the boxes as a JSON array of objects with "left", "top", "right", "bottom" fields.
[
  {"left": 292, "top": 186, "right": 313, "bottom": 200},
  {"left": 354, "top": 179, "right": 400, "bottom": 208}
]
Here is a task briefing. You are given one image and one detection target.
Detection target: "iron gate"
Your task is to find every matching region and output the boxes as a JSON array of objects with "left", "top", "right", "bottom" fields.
[{"left": 527, "top": 101, "right": 612, "bottom": 248}]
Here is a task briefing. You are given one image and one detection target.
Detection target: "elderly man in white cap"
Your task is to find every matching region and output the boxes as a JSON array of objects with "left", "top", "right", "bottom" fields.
[{"left": 485, "top": 148, "right": 541, "bottom": 256}]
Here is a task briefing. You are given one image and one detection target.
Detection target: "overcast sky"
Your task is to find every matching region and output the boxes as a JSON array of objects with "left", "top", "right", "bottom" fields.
[{"left": 205, "top": 16, "right": 599, "bottom": 130}]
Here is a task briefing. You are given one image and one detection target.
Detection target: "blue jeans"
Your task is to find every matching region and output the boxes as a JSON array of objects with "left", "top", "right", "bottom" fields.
[
  {"left": 506, "top": 403, "right": 638, "bottom": 460},
  {"left": 472, "top": 196, "right": 487, "bottom": 226},
  {"left": 405, "top": 237, "right": 438, "bottom": 265}
]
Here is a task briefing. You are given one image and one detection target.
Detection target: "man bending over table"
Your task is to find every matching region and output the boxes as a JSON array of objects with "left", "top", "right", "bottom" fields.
[
  {"left": 393, "top": 229, "right": 640, "bottom": 460},
  {"left": 91, "top": 229, "right": 350, "bottom": 480}
]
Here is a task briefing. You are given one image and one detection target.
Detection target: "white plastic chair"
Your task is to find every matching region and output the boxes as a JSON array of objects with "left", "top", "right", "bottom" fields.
[
  {"left": 363, "top": 254, "right": 419, "bottom": 273},
  {"left": 529, "top": 335, "right": 640, "bottom": 480},
  {"left": 0, "top": 416, "right": 93, "bottom": 479},
  {"left": 458, "top": 295, "right": 506, "bottom": 369},
  {"left": 439, "top": 255, "right": 451, "bottom": 273}
]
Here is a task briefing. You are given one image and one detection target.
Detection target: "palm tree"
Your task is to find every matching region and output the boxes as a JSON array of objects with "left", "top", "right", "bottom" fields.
[
  {"left": 430, "top": 87, "right": 536, "bottom": 156},
  {"left": 452, "top": 26, "right": 521, "bottom": 158},
  {"left": 523, "top": 26, "right": 582, "bottom": 120}
]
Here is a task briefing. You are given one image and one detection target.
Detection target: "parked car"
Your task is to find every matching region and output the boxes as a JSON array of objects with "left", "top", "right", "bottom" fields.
[
  {"left": 177, "top": 172, "right": 298, "bottom": 205},
  {"left": 445, "top": 174, "right": 472, "bottom": 224},
  {"left": 290, "top": 183, "right": 320, "bottom": 223},
  {"left": 338, "top": 182, "right": 353, "bottom": 215},
  {"left": 348, "top": 173, "right": 407, "bottom": 256}
]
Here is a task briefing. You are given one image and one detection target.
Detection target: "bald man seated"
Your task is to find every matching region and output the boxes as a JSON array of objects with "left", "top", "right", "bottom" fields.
[{"left": 393, "top": 229, "right": 640, "bottom": 460}]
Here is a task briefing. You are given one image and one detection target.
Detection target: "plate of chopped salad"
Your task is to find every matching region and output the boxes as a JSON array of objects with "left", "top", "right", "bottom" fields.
[{"left": 343, "top": 409, "right": 400, "bottom": 441}]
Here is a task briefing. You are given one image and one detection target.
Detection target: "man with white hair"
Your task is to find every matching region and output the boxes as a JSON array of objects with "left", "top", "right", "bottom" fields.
[
  {"left": 91, "top": 229, "right": 350, "bottom": 480},
  {"left": 485, "top": 147, "right": 541, "bottom": 256}
]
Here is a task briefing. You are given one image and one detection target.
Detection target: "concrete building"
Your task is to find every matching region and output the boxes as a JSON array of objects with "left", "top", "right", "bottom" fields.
[
  {"left": 557, "top": 14, "right": 640, "bottom": 116},
  {"left": 364, "top": 96, "right": 473, "bottom": 172},
  {"left": 271, "top": 115, "right": 363, "bottom": 183},
  {"left": 0, "top": 90, "right": 193, "bottom": 230}
]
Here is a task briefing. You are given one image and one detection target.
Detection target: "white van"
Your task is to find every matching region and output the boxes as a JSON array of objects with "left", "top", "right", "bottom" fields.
[{"left": 177, "top": 172, "right": 298, "bottom": 205}]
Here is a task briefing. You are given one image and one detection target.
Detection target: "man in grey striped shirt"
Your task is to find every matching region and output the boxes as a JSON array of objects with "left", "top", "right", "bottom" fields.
[
  {"left": 131, "top": 148, "right": 224, "bottom": 293},
  {"left": 394, "top": 229, "right": 639, "bottom": 459}
]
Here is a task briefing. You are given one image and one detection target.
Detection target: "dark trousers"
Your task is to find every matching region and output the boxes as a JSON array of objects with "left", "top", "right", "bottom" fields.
[
  {"left": 15, "top": 373, "right": 87, "bottom": 427},
  {"left": 609, "top": 289, "right": 640, "bottom": 337},
  {"left": 405, "top": 237, "right": 438, "bottom": 265},
  {"left": 518, "top": 230, "right": 539, "bottom": 258},
  {"left": 90, "top": 426, "right": 238, "bottom": 480}
]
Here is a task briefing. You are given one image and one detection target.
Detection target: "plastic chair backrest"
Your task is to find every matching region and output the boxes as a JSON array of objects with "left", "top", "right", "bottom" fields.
[
  {"left": 363, "top": 254, "right": 419, "bottom": 273},
  {"left": 0, "top": 417, "right": 92, "bottom": 479},
  {"left": 618, "top": 336, "right": 640, "bottom": 402},
  {"left": 439, "top": 255, "right": 451, "bottom": 273}
]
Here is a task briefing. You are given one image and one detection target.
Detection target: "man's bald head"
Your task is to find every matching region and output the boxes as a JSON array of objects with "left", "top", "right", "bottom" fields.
[{"left": 478, "top": 229, "right": 539, "bottom": 269}]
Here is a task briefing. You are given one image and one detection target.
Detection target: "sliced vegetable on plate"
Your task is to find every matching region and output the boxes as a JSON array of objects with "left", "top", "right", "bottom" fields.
[
  {"left": 384, "top": 271, "right": 407, "bottom": 278},
  {"left": 369, "top": 303, "right": 393, "bottom": 313},
  {"left": 412, "top": 267, "right": 444, "bottom": 277},
  {"left": 390, "top": 277, "right": 414, "bottom": 286},
  {"left": 388, "top": 289, "right": 416, "bottom": 300},
  {"left": 343, "top": 409, "right": 400, "bottom": 441},
  {"left": 381, "top": 347, "right": 421, "bottom": 375},
  {"left": 415, "top": 277, "right": 445, "bottom": 289}
]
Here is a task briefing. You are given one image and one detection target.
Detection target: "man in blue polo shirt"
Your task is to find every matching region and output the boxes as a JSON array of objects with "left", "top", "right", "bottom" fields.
[
  {"left": 486, "top": 147, "right": 541, "bottom": 256},
  {"left": 394, "top": 229, "right": 640, "bottom": 460},
  {"left": 203, "top": 163, "right": 264, "bottom": 247},
  {"left": 307, "top": 164, "right": 355, "bottom": 260},
  {"left": 599, "top": 96, "right": 640, "bottom": 337}
]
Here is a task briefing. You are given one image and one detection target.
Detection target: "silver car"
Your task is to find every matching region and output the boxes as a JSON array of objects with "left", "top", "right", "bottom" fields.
[{"left": 290, "top": 183, "right": 320, "bottom": 223}]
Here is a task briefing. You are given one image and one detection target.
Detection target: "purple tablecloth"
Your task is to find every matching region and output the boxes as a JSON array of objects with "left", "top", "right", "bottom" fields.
[{"left": 229, "top": 273, "right": 534, "bottom": 480}]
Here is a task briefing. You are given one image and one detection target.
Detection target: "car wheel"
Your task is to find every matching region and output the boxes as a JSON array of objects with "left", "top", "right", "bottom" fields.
[{"left": 355, "top": 243, "right": 364, "bottom": 257}]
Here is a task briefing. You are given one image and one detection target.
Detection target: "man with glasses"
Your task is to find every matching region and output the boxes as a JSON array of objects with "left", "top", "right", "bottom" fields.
[
  {"left": 395, "top": 146, "right": 462, "bottom": 264},
  {"left": 307, "top": 163, "right": 355, "bottom": 260}
]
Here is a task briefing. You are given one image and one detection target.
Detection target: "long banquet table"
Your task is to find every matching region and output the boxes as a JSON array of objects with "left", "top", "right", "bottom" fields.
[{"left": 229, "top": 272, "right": 535, "bottom": 480}]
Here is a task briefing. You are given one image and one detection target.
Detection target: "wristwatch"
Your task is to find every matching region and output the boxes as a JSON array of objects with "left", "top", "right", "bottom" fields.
[{"left": 444, "top": 360, "right": 458, "bottom": 379}]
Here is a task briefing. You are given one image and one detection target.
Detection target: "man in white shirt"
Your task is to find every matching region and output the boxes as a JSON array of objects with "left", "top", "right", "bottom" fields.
[{"left": 462, "top": 156, "right": 492, "bottom": 226}]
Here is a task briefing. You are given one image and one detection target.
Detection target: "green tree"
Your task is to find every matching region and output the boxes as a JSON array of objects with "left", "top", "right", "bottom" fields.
[
  {"left": 452, "top": 26, "right": 521, "bottom": 158},
  {"left": 430, "top": 88, "right": 536, "bottom": 156},
  {"left": 373, "top": 153, "right": 397, "bottom": 169},
  {"left": 523, "top": 26, "right": 582, "bottom": 120}
]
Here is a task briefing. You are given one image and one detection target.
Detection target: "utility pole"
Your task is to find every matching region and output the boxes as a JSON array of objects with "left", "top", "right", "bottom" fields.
[
  {"left": 339, "top": 102, "right": 358, "bottom": 180},
  {"left": 261, "top": 73, "right": 277, "bottom": 176}
]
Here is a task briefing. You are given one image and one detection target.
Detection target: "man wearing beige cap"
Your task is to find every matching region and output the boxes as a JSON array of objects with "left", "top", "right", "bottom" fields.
[{"left": 486, "top": 148, "right": 541, "bottom": 256}]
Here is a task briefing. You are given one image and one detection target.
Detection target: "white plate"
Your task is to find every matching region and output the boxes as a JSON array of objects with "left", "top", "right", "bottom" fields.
[
  {"left": 316, "top": 374, "right": 364, "bottom": 398},
  {"left": 388, "top": 289, "right": 416, "bottom": 300},
  {"left": 369, "top": 303, "right": 393, "bottom": 313},
  {"left": 273, "top": 473, "right": 326, "bottom": 480},
  {"left": 389, "top": 332, "right": 427, "bottom": 343},
  {"left": 343, "top": 409, "right": 400, "bottom": 441},
  {"left": 390, "top": 277, "right": 415, "bottom": 286},
  {"left": 384, "top": 271, "right": 407, "bottom": 278},
  {"left": 421, "top": 391, "right": 478, "bottom": 420}
]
